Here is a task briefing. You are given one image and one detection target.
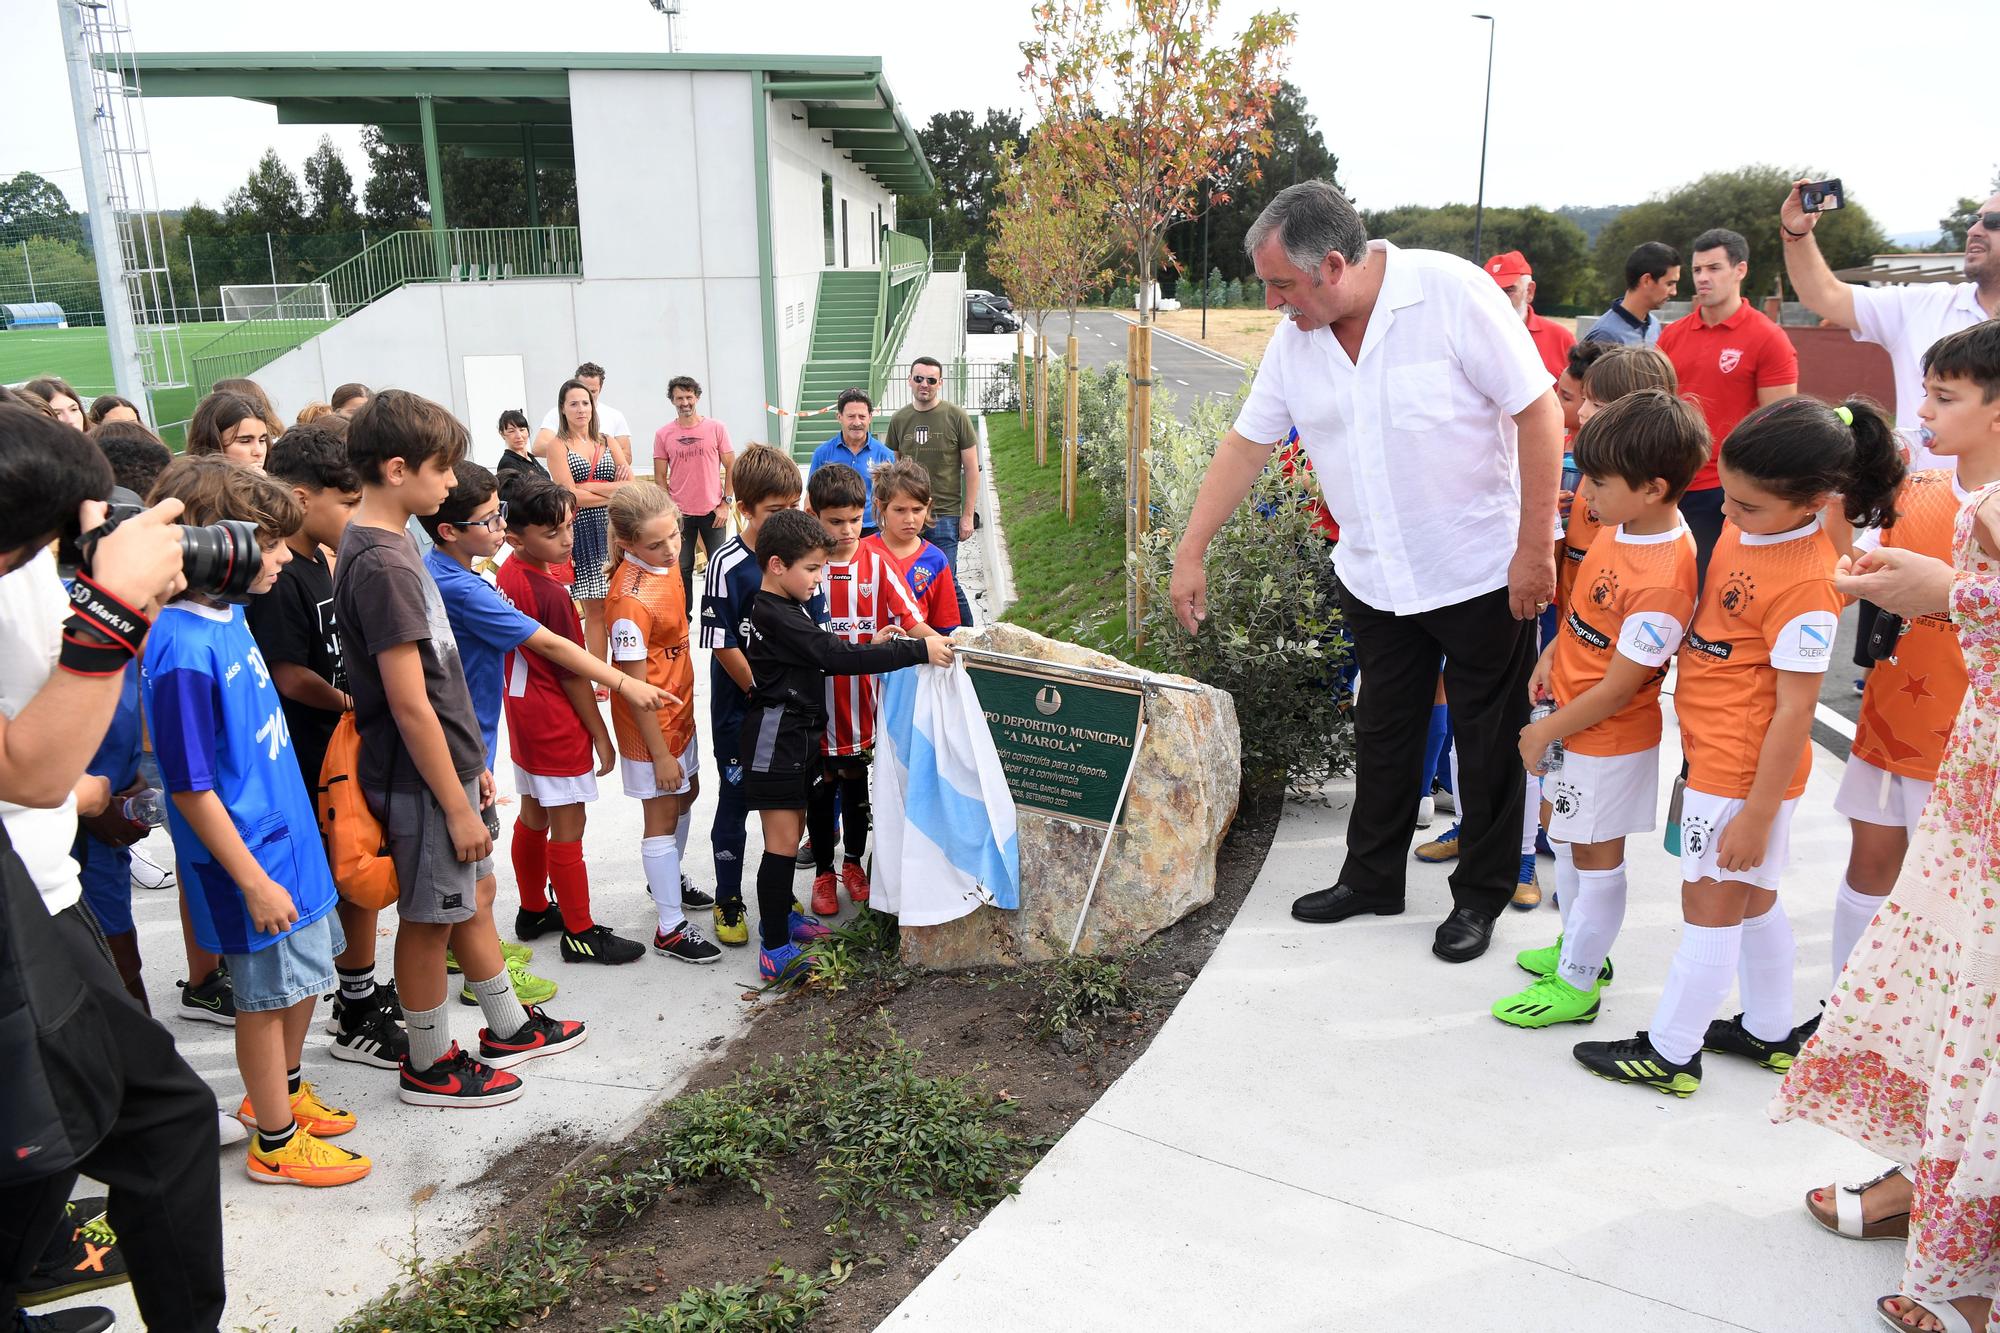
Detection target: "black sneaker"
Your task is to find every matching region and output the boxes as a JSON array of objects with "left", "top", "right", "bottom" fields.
[
  {"left": 16, "top": 1309, "right": 115, "bottom": 1333},
  {"left": 653, "top": 920, "right": 723, "bottom": 965},
  {"left": 1573, "top": 1031, "right": 1701, "bottom": 1097},
  {"left": 1794, "top": 1002, "right": 1825, "bottom": 1043},
  {"left": 323, "top": 981, "right": 402, "bottom": 1035},
  {"left": 176, "top": 966, "right": 234, "bottom": 1026},
  {"left": 679, "top": 874, "right": 715, "bottom": 910},
  {"left": 560, "top": 924, "right": 646, "bottom": 965},
  {"left": 398, "top": 1043, "right": 525, "bottom": 1108},
  {"left": 328, "top": 992, "right": 409, "bottom": 1069},
  {"left": 1702, "top": 1013, "right": 1804, "bottom": 1072},
  {"left": 514, "top": 904, "right": 566, "bottom": 941},
  {"left": 19, "top": 1206, "right": 128, "bottom": 1306},
  {"left": 478, "top": 1005, "right": 588, "bottom": 1069}
]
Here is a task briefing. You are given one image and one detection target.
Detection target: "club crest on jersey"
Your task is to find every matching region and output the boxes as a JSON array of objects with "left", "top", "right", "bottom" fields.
[
  {"left": 1550, "top": 781, "right": 1582, "bottom": 819},
  {"left": 913, "top": 425, "right": 931, "bottom": 447},
  {"left": 1718, "top": 570, "right": 1755, "bottom": 615},
  {"left": 1682, "top": 813, "right": 1714, "bottom": 857},
  {"left": 1589, "top": 569, "right": 1619, "bottom": 608},
  {"left": 1718, "top": 348, "right": 1743, "bottom": 374}
]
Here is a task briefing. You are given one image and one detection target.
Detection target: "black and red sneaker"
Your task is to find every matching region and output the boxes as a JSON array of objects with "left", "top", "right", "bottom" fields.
[
  {"left": 478, "top": 1005, "right": 588, "bottom": 1069},
  {"left": 398, "top": 1043, "right": 525, "bottom": 1108}
]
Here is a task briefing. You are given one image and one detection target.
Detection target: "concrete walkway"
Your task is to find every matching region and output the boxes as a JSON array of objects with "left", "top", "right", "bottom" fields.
[{"left": 887, "top": 702, "right": 1900, "bottom": 1332}]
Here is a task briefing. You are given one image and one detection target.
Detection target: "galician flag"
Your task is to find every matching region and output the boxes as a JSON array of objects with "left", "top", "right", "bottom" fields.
[{"left": 872, "top": 664, "right": 1020, "bottom": 926}]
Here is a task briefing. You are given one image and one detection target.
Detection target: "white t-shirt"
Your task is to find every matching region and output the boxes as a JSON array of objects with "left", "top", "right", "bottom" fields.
[
  {"left": 0, "top": 548, "right": 83, "bottom": 914},
  {"left": 1234, "top": 240, "right": 1554, "bottom": 614},
  {"left": 1851, "top": 280, "right": 1993, "bottom": 460},
  {"left": 541, "top": 399, "right": 630, "bottom": 440}
]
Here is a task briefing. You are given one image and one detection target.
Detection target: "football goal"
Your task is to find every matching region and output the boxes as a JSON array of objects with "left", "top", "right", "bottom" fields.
[{"left": 218, "top": 282, "right": 335, "bottom": 322}]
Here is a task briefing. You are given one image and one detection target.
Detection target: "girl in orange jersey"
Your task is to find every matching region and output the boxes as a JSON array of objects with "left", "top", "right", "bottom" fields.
[{"left": 1574, "top": 395, "right": 1904, "bottom": 1097}]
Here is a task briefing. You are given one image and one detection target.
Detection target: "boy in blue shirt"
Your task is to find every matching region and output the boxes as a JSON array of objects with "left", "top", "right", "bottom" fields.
[
  {"left": 419, "top": 461, "right": 673, "bottom": 980},
  {"left": 141, "top": 456, "right": 373, "bottom": 1188},
  {"left": 807, "top": 388, "right": 896, "bottom": 535}
]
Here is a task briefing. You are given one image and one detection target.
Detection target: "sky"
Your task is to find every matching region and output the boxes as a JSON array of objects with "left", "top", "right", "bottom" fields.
[{"left": 5, "top": 0, "right": 1994, "bottom": 240}]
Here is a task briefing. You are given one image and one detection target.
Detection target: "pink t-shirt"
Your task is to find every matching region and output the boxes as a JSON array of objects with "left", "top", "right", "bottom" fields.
[{"left": 652, "top": 416, "right": 732, "bottom": 517}]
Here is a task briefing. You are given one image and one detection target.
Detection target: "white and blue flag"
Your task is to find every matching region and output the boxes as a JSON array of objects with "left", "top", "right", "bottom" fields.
[{"left": 872, "top": 664, "right": 1020, "bottom": 926}]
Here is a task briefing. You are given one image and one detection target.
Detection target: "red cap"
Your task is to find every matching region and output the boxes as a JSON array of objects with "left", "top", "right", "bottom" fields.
[{"left": 1484, "top": 251, "right": 1532, "bottom": 284}]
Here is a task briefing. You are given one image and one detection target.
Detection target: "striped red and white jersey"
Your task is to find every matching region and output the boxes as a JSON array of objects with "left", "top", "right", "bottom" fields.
[{"left": 821, "top": 547, "right": 923, "bottom": 755}]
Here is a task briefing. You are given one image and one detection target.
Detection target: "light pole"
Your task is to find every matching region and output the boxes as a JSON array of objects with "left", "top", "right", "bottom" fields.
[{"left": 1471, "top": 13, "right": 1495, "bottom": 262}]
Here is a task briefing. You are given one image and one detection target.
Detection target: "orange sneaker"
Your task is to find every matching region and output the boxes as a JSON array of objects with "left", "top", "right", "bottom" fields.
[
  {"left": 840, "top": 860, "right": 870, "bottom": 905},
  {"left": 246, "top": 1126, "right": 372, "bottom": 1187},
  {"left": 235, "top": 1081, "right": 357, "bottom": 1138},
  {"left": 811, "top": 871, "right": 839, "bottom": 917}
]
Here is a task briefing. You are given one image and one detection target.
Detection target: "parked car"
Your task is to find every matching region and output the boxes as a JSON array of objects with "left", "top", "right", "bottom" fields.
[
  {"left": 965, "top": 289, "right": 1015, "bottom": 313},
  {"left": 965, "top": 299, "right": 1020, "bottom": 334}
]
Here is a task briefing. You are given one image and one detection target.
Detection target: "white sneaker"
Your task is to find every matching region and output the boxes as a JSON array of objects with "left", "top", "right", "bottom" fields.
[
  {"left": 1416, "top": 796, "right": 1435, "bottom": 829},
  {"left": 131, "top": 849, "right": 176, "bottom": 891},
  {"left": 217, "top": 1109, "right": 248, "bottom": 1148},
  {"left": 1431, "top": 787, "right": 1456, "bottom": 817}
]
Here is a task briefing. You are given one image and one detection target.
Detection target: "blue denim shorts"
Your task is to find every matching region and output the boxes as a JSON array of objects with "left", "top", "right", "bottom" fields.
[{"left": 224, "top": 911, "right": 344, "bottom": 1013}]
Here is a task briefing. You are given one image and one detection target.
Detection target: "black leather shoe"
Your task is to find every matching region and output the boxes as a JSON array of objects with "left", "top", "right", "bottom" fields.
[
  {"left": 1432, "top": 907, "right": 1495, "bottom": 962},
  {"left": 1291, "top": 883, "right": 1404, "bottom": 924}
]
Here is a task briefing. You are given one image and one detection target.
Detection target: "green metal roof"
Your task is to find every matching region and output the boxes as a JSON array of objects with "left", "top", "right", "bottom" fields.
[{"left": 98, "top": 51, "right": 934, "bottom": 193}]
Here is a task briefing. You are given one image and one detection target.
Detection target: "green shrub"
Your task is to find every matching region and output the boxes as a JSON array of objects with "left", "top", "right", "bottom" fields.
[
  {"left": 606, "top": 1266, "right": 834, "bottom": 1332},
  {"left": 1032, "top": 951, "right": 1144, "bottom": 1042}
]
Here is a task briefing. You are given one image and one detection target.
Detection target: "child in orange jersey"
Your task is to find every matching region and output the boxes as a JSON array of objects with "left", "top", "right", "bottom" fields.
[
  {"left": 1492, "top": 389, "right": 1707, "bottom": 1030},
  {"left": 605, "top": 481, "right": 721, "bottom": 964},
  {"left": 1574, "top": 396, "right": 1905, "bottom": 1096}
]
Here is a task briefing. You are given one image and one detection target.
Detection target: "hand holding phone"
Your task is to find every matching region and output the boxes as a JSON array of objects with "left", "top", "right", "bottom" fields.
[{"left": 1799, "top": 178, "right": 1844, "bottom": 214}]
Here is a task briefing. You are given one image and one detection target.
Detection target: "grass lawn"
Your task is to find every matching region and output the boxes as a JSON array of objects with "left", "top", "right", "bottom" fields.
[{"left": 985, "top": 411, "right": 1137, "bottom": 649}]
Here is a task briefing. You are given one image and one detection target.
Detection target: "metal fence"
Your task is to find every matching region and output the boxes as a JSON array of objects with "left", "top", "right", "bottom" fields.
[{"left": 876, "top": 357, "right": 1020, "bottom": 416}]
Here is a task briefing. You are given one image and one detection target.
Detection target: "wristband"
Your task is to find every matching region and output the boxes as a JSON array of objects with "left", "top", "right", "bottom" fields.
[
  {"left": 59, "top": 574, "right": 151, "bottom": 677},
  {"left": 1781, "top": 221, "right": 1809, "bottom": 239}
]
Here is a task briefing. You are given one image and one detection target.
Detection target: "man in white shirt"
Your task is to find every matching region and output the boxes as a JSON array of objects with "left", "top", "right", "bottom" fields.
[
  {"left": 534, "top": 360, "right": 632, "bottom": 470},
  {"left": 1781, "top": 179, "right": 2000, "bottom": 458},
  {"left": 1170, "top": 181, "right": 1563, "bottom": 963}
]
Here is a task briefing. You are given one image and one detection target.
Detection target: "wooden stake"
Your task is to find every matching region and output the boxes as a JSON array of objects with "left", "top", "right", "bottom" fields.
[
  {"left": 1016, "top": 327, "right": 1027, "bottom": 428},
  {"left": 1133, "top": 322, "right": 1153, "bottom": 649},
  {"left": 1125, "top": 322, "right": 1138, "bottom": 638},
  {"left": 1033, "top": 331, "right": 1049, "bottom": 467},
  {"left": 1064, "top": 333, "right": 1079, "bottom": 522}
]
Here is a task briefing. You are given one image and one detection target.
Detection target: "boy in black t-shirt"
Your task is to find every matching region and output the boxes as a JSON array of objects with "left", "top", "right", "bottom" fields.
[
  {"left": 249, "top": 423, "right": 410, "bottom": 1068},
  {"left": 740, "top": 509, "right": 951, "bottom": 983}
]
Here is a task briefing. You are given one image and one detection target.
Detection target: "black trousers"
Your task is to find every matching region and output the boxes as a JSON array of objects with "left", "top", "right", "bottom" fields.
[
  {"left": 1337, "top": 582, "right": 1535, "bottom": 918},
  {"left": 1679, "top": 486, "right": 1726, "bottom": 592},
  {"left": 678, "top": 511, "right": 726, "bottom": 608},
  {"left": 1, "top": 906, "right": 224, "bottom": 1329}
]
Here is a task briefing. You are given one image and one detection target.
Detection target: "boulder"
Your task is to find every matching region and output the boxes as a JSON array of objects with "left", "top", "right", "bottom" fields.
[{"left": 899, "top": 624, "right": 1240, "bottom": 969}]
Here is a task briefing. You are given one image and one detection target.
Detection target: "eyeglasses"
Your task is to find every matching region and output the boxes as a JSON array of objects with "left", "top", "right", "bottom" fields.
[
  {"left": 1975, "top": 212, "right": 2000, "bottom": 233},
  {"left": 459, "top": 505, "right": 508, "bottom": 532},
  {"left": 911, "top": 374, "right": 940, "bottom": 386}
]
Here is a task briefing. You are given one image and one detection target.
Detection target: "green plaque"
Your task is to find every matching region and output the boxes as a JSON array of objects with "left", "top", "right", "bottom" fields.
[{"left": 964, "top": 662, "right": 1144, "bottom": 829}]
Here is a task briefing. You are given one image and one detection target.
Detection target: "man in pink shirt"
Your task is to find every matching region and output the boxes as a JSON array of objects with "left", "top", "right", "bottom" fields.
[{"left": 652, "top": 374, "right": 736, "bottom": 605}]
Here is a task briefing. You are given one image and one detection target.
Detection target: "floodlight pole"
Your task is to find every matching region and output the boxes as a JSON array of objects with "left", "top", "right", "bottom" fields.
[
  {"left": 1471, "top": 14, "right": 1495, "bottom": 262},
  {"left": 58, "top": 0, "right": 144, "bottom": 404}
]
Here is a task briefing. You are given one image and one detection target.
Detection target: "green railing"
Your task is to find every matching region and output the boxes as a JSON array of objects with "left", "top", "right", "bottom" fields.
[
  {"left": 868, "top": 229, "right": 932, "bottom": 404},
  {"left": 187, "top": 226, "right": 582, "bottom": 391}
]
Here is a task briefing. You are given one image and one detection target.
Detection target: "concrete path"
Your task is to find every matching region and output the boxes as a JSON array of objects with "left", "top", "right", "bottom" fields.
[{"left": 887, "top": 702, "right": 1899, "bottom": 1332}]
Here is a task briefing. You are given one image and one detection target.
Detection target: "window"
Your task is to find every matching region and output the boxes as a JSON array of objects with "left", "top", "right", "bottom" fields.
[{"left": 821, "top": 174, "right": 835, "bottom": 267}]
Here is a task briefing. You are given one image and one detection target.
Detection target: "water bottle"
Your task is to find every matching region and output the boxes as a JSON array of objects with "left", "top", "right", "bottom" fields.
[
  {"left": 1663, "top": 774, "right": 1687, "bottom": 856},
  {"left": 1558, "top": 453, "right": 1581, "bottom": 527},
  {"left": 122, "top": 788, "right": 166, "bottom": 827},
  {"left": 1528, "top": 702, "right": 1563, "bottom": 773}
]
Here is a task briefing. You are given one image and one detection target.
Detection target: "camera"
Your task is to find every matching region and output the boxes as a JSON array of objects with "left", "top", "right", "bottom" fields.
[
  {"left": 1866, "top": 609, "right": 1907, "bottom": 662},
  {"left": 78, "top": 502, "right": 264, "bottom": 602},
  {"left": 1799, "top": 178, "right": 1844, "bottom": 214}
]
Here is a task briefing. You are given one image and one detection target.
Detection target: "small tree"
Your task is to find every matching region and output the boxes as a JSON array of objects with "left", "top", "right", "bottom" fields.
[
  {"left": 1022, "top": 0, "right": 1295, "bottom": 325},
  {"left": 302, "top": 136, "right": 359, "bottom": 232}
]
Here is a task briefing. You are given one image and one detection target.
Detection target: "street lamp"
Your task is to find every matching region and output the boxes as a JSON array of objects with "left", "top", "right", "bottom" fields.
[{"left": 1472, "top": 13, "right": 1495, "bottom": 261}]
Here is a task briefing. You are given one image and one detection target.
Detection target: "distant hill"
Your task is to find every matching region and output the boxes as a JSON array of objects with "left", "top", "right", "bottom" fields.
[
  {"left": 1889, "top": 229, "right": 1946, "bottom": 250},
  {"left": 1556, "top": 204, "right": 1629, "bottom": 245}
]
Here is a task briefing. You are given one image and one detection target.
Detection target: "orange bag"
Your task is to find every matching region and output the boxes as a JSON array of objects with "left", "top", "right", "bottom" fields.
[{"left": 316, "top": 713, "right": 399, "bottom": 909}]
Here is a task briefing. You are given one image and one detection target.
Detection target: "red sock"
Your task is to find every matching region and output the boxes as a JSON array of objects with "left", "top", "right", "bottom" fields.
[
  {"left": 548, "top": 839, "right": 594, "bottom": 935},
  {"left": 512, "top": 819, "right": 550, "bottom": 911}
]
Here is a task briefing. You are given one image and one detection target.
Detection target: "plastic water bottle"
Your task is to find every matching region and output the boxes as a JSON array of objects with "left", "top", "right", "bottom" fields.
[
  {"left": 1559, "top": 452, "right": 1581, "bottom": 525},
  {"left": 1528, "top": 702, "right": 1563, "bottom": 773},
  {"left": 122, "top": 788, "right": 166, "bottom": 827}
]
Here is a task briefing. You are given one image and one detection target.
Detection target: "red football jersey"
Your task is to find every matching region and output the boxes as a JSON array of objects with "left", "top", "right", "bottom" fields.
[
  {"left": 820, "top": 546, "right": 923, "bottom": 755},
  {"left": 496, "top": 555, "right": 592, "bottom": 778}
]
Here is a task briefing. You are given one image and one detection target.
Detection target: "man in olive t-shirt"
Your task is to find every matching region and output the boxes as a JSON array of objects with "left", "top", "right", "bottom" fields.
[{"left": 883, "top": 355, "right": 978, "bottom": 626}]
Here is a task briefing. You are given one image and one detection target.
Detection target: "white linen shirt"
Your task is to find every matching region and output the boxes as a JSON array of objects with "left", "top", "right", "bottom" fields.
[
  {"left": 1851, "top": 280, "right": 1993, "bottom": 456},
  {"left": 1234, "top": 240, "right": 1553, "bottom": 615},
  {"left": 0, "top": 548, "right": 83, "bottom": 914}
]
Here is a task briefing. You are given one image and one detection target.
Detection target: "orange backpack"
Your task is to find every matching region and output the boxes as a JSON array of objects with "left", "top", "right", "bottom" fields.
[{"left": 316, "top": 713, "right": 399, "bottom": 909}]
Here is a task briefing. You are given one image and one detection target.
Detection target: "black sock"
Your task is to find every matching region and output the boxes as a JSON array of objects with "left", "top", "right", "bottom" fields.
[
  {"left": 841, "top": 775, "right": 870, "bottom": 862},
  {"left": 757, "top": 850, "right": 796, "bottom": 951},
  {"left": 286, "top": 1067, "right": 302, "bottom": 1096},
  {"left": 257, "top": 1120, "right": 298, "bottom": 1153},
  {"left": 337, "top": 964, "right": 376, "bottom": 1003},
  {"left": 806, "top": 781, "right": 838, "bottom": 875}
]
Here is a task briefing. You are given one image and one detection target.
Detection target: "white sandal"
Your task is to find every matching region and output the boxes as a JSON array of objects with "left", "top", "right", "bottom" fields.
[
  {"left": 1809, "top": 1166, "right": 1910, "bottom": 1241},
  {"left": 1878, "top": 1294, "right": 1976, "bottom": 1333}
]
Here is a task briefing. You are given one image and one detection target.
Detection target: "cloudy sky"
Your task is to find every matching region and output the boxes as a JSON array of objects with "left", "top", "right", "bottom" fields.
[{"left": 6, "top": 0, "right": 1992, "bottom": 239}]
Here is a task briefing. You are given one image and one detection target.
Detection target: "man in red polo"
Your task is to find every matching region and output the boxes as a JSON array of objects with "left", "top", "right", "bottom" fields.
[
  {"left": 1658, "top": 226, "right": 1798, "bottom": 581},
  {"left": 1485, "top": 251, "right": 1575, "bottom": 379}
]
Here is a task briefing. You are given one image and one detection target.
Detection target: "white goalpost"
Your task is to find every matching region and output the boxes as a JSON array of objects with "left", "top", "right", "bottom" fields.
[{"left": 218, "top": 282, "right": 335, "bottom": 322}]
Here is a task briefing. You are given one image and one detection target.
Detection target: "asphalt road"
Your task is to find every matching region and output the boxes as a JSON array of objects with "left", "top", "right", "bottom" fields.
[{"left": 1031, "top": 310, "right": 1252, "bottom": 424}]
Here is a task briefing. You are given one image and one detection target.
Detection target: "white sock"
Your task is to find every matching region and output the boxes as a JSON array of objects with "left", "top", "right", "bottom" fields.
[
  {"left": 1551, "top": 843, "right": 1578, "bottom": 927},
  {"left": 1832, "top": 877, "right": 1882, "bottom": 983},
  {"left": 1648, "top": 923, "right": 1742, "bottom": 1065},
  {"left": 1558, "top": 863, "right": 1626, "bottom": 991},
  {"left": 1738, "top": 904, "right": 1797, "bottom": 1042},
  {"left": 642, "top": 834, "right": 684, "bottom": 933},
  {"left": 1447, "top": 743, "right": 1459, "bottom": 817},
  {"left": 1522, "top": 772, "right": 1541, "bottom": 855},
  {"left": 674, "top": 808, "right": 692, "bottom": 859}
]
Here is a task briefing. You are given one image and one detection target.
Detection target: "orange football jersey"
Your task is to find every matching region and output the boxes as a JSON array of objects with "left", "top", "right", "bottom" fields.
[
  {"left": 1852, "top": 470, "right": 1970, "bottom": 780},
  {"left": 1551, "top": 523, "right": 1698, "bottom": 757},
  {"left": 1557, "top": 499, "right": 1602, "bottom": 614},
  {"left": 606, "top": 555, "right": 696, "bottom": 762}
]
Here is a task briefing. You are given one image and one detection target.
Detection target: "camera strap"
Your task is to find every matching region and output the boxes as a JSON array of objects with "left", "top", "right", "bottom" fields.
[{"left": 59, "top": 574, "right": 151, "bottom": 678}]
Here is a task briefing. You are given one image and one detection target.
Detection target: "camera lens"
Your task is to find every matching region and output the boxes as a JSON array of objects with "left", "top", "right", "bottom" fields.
[{"left": 177, "top": 519, "right": 261, "bottom": 601}]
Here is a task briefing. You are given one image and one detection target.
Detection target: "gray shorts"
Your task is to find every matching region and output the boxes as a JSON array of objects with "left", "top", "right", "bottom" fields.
[
  {"left": 225, "top": 911, "right": 344, "bottom": 1012},
  {"left": 369, "top": 777, "right": 495, "bottom": 925}
]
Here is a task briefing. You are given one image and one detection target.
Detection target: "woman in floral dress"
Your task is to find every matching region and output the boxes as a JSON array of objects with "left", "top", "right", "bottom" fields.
[{"left": 1774, "top": 461, "right": 2000, "bottom": 1333}]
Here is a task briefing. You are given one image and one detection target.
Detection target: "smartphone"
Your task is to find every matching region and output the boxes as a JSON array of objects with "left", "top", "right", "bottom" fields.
[{"left": 1799, "top": 178, "right": 1844, "bottom": 213}]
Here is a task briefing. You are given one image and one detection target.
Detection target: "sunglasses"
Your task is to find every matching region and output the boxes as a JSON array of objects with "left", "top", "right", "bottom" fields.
[
  {"left": 911, "top": 374, "right": 940, "bottom": 386},
  {"left": 1975, "top": 212, "right": 2000, "bottom": 233}
]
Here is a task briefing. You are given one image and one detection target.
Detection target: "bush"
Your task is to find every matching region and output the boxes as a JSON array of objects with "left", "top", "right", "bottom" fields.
[{"left": 1224, "top": 278, "right": 1244, "bottom": 307}]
